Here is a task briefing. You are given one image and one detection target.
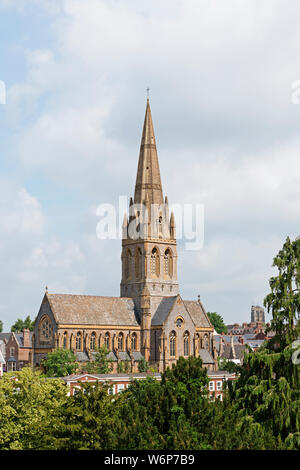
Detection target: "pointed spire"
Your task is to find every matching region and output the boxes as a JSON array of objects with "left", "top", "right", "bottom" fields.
[{"left": 134, "top": 98, "right": 163, "bottom": 206}]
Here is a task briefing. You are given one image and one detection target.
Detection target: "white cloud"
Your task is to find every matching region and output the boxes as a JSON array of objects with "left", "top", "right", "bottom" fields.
[{"left": 1, "top": 0, "right": 300, "bottom": 328}]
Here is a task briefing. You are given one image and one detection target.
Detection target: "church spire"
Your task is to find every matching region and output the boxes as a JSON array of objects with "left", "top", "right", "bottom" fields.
[{"left": 134, "top": 98, "right": 164, "bottom": 206}]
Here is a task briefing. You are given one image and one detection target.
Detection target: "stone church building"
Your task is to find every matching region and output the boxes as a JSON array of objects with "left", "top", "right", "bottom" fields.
[{"left": 33, "top": 99, "right": 216, "bottom": 372}]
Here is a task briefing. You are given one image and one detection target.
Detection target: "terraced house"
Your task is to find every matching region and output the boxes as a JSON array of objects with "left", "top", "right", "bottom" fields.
[{"left": 33, "top": 98, "right": 216, "bottom": 373}]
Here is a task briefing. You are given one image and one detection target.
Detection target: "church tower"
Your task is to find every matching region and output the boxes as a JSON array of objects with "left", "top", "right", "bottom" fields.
[{"left": 120, "top": 98, "right": 179, "bottom": 310}]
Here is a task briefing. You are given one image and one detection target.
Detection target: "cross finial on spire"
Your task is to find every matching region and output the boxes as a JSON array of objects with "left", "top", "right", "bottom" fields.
[{"left": 146, "top": 87, "right": 150, "bottom": 99}]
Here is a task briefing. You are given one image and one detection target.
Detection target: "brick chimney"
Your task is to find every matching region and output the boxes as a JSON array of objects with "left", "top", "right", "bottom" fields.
[
  {"left": 23, "top": 329, "right": 30, "bottom": 348},
  {"left": 238, "top": 335, "right": 244, "bottom": 345}
]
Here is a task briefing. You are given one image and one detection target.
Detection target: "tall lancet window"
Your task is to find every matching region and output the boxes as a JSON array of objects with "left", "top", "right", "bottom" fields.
[
  {"left": 183, "top": 331, "right": 190, "bottom": 356},
  {"left": 125, "top": 249, "right": 132, "bottom": 279},
  {"left": 131, "top": 333, "right": 137, "bottom": 351},
  {"left": 151, "top": 247, "right": 160, "bottom": 277},
  {"left": 90, "top": 332, "right": 96, "bottom": 351},
  {"left": 164, "top": 249, "right": 173, "bottom": 278},
  {"left": 76, "top": 332, "right": 82, "bottom": 351},
  {"left": 169, "top": 331, "right": 176, "bottom": 357},
  {"left": 135, "top": 248, "right": 142, "bottom": 279},
  {"left": 118, "top": 333, "right": 124, "bottom": 351}
]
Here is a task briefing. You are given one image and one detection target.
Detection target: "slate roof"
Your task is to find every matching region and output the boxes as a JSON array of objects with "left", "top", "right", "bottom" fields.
[
  {"left": 0, "top": 333, "right": 10, "bottom": 342},
  {"left": 118, "top": 351, "right": 131, "bottom": 361},
  {"left": 221, "top": 344, "right": 246, "bottom": 360},
  {"left": 14, "top": 332, "right": 33, "bottom": 348},
  {"left": 199, "top": 349, "right": 215, "bottom": 365},
  {"left": 183, "top": 301, "right": 212, "bottom": 328},
  {"left": 151, "top": 296, "right": 177, "bottom": 325},
  {"left": 75, "top": 351, "right": 89, "bottom": 362},
  {"left": 46, "top": 294, "right": 140, "bottom": 326},
  {"left": 151, "top": 296, "right": 213, "bottom": 328}
]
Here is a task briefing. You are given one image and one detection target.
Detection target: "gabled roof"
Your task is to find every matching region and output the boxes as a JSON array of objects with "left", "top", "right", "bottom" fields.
[
  {"left": 183, "top": 300, "right": 212, "bottom": 329},
  {"left": 199, "top": 349, "right": 215, "bottom": 364},
  {"left": 151, "top": 295, "right": 213, "bottom": 329},
  {"left": 14, "top": 332, "right": 33, "bottom": 348},
  {"left": 151, "top": 296, "right": 178, "bottom": 326},
  {"left": 0, "top": 333, "right": 11, "bottom": 343},
  {"left": 45, "top": 293, "right": 140, "bottom": 326}
]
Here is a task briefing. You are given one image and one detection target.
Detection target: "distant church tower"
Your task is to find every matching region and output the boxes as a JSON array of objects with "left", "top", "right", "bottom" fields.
[{"left": 120, "top": 98, "right": 179, "bottom": 308}]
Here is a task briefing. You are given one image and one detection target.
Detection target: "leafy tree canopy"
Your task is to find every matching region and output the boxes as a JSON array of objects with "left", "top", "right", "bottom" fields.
[
  {"left": 42, "top": 349, "right": 78, "bottom": 377},
  {"left": 207, "top": 312, "right": 227, "bottom": 334},
  {"left": 11, "top": 315, "right": 34, "bottom": 332},
  {"left": 0, "top": 367, "right": 67, "bottom": 450},
  {"left": 82, "top": 345, "right": 113, "bottom": 374}
]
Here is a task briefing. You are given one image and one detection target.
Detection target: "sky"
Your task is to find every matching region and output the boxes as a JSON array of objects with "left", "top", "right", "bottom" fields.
[{"left": 0, "top": 0, "right": 300, "bottom": 331}]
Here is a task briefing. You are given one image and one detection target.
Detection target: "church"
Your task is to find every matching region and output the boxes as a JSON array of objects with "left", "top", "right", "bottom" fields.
[{"left": 33, "top": 98, "right": 216, "bottom": 373}]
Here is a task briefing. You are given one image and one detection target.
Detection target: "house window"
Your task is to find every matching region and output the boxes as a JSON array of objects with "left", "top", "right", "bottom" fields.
[
  {"left": 10, "top": 347, "right": 15, "bottom": 357},
  {"left": 108, "top": 386, "right": 115, "bottom": 395},
  {"left": 8, "top": 362, "right": 16, "bottom": 372},
  {"left": 209, "top": 381, "right": 214, "bottom": 392},
  {"left": 117, "top": 384, "right": 125, "bottom": 393},
  {"left": 169, "top": 331, "right": 176, "bottom": 357},
  {"left": 183, "top": 331, "right": 190, "bottom": 356},
  {"left": 217, "top": 381, "right": 222, "bottom": 391}
]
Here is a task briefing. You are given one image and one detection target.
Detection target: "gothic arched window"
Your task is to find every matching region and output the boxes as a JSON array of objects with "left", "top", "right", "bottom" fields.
[
  {"left": 125, "top": 249, "right": 132, "bottom": 279},
  {"left": 63, "top": 332, "right": 67, "bottom": 349},
  {"left": 203, "top": 334, "right": 209, "bottom": 350},
  {"left": 76, "top": 332, "right": 82, "bottom": 351},
  {"left": 135, "top": 248, "right": 142, "bottom": 279},
  {"left": 132, "top": 333, "right": 137, "bottom": 351},
  {"left": 151, "top": 247, "right": 160, "bottom": 277},
  {"left": 90, "top": 332, "right": 96, "bottom": 351},
  {"left": 184, "top": 331, "right": 190, "bottom": 356},
  {"left": 169, "top": 331, "right": 176, "bottom": 357},
  {"left": 118, "top": 333, "right": 124, "bottom": 351},
  {"left": 39, "top": 316, "right": 52, "bottom": 342},
  {"left": 104, "top": 332, "right": 110, "bottom": 350},
  {"left": 164, "top": 249, "right": 173, "bottom": 277}
]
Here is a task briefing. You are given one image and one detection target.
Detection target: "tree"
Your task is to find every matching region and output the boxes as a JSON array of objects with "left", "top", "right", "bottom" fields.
[
  {"left": 264, "top": 236, "right": 300, "bottom": 348},
  {"left": 137, "top": 357, "right": 149, "bottom": 372},
  {"left": 53, "top": 382, "right": 124, "bottom": 450},
  {"left": 83, "top": 345, "right": 113, "bottom": 374},
  {"left": 0, "top": 320, "right": 3, "bottom": 333},
  {"left": 227, "top": 236, "right": 300, "bottom": 449},
  {"left": 207, "top": 312, "right": 227, "bottom": 334},
  {"left": 42, "top": 349, "right": 78, "bottom": 377},
  {"left": 11, "top": 315, "right": 34, "bottom": 332},
  {"left": 0, "top": 367, "right": 67, "bottom": 450}
]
